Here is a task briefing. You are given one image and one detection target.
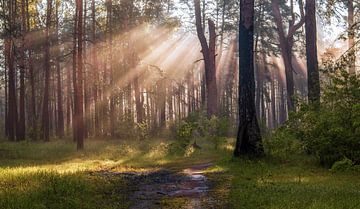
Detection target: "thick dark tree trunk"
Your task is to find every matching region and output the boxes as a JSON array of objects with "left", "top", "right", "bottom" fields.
[
  {"left": 5, "top": 38, "right": 17, "bottom": 141},
  {"left": 305, "top": 0, "right": 320, "bottom": 106},
  {"left": 234, "top": 0, "right": 263, "bottom": 157}
]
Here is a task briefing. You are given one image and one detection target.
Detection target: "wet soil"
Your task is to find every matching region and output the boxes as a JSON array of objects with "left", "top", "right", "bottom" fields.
[{"left": 92, "top": 163, "right": 215, "bottom": 208}]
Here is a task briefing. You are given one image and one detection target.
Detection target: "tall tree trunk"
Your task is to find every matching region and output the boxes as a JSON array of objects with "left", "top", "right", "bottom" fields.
[
  {"left": 42, "top": 0, "right": 52, "bottom": 142},
  {"left": 66, "top": 66, "right": 71, "bottom": 135},
  {"left": 6, "top": 0, "right": 17, "bottom": 141},
  {"left": 234, "top": 0, "right": 263, "bottom": 156},
  {"left": 55, "top": 1, "right": 64, "bottom": 138},
  {"left": 271, "top": 0, "right": 304, "bottom": 113},
  {"left": 29, "top": 52, "right": 37, "bottom": 140},
  {"left": 91, "top": 0, "right": 100, "bottom": 136},
  {"left": 4, "top": 47, "right": 8, "bottom": 137},
  {"left": 83, "top": 0, "right": 90, "bottom": 138},
  {"left": 194, "top": 0, "right": 218, "bottom": 117},
  {"left": 5, "top": 38, "right": 17, "bottom": 141},
  {"left": 76, "top": 0, "right": 85, "bottom": 149},
  {"left": 305, "top": 0, "right": 320, "bottom": 107},
  {"left": 107, "top": 0, "right": 116, "bottom": 138},
  {"left": 73, "top": 2, "right": 78, "bottom": 142},
  {"left": 17, "top": 0, "right": 27, "bottom": 141},
  {"left": 348, "top": 0, "right": 355, "bottom": 74}
]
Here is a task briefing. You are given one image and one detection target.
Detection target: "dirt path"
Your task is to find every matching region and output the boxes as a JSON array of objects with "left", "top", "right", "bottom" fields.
[
  {"left": 90, "top": 162, "right": 217, "bottom": 208},
  {"left": 128, "top": 163, "right": 214, "bottom": 209}
]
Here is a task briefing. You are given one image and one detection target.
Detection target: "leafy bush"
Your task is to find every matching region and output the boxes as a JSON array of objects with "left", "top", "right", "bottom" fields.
[
  {"left": 330, "top": 158, "right": 353, "bottom": 172},
  {"left": 283, "top": 70, "right": 360, "bottom": 166},
  {"left": 263, "top": 129, "right": 304, "bottom": 161}
]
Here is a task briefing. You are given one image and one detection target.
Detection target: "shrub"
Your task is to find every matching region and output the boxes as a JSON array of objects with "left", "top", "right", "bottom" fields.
[
  {"left": 283, "top": 70, "right": 360, "bottom": 166},
  {"left": 330, "top": 158, "right": 353, "bottom": 172},
  {"left": 263, "top": 129, "right": 304, "bottom": 161}
]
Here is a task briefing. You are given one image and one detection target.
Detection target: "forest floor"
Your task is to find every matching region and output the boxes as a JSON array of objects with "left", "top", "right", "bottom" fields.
[{"left": 0, "top": 137, "right": 360, "bottom": 209}]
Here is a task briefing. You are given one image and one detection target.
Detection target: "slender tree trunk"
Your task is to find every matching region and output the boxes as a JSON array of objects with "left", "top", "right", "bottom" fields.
[
  {"left": 348, "top": 0, "right": 355, "bottom": 74},
  {"left": 66, "top": 67, "right": 71, "bottom": 135},
  {"left": 73, "top": 3, "right": 78, "bottom": 142},
  {"left": 91, "top": 0, "right": 100, "bottom": 136},
  {"left": 55, "top": 2, "right": 64, "bottom": 138},
  {"left": 271, "top": 68, "right": 277, "bottom": 129},
  {"left": 28, "top": 51, "right": 37, "bottom": 140},
  {"left": 4, "top": 48, "right": 8, "bottom": 137},
  {"left": 134, "top": 76, "right": 143, "bottom": 123},
  {"left": 234, "top": 0, "right": 263, "bottom": 156},
  {"left": 194, "top": 0, "right": 218, "bottom": 117},
  {"left": 271, "top": 0, "right": 304, "bottom": 113},
  {"left": 107, "top": 0, "right": 116, "bottom": 138},
  {"left": 83, "top": 0, "right": 90, "bottom": 138},
  {"left": 17, "top": 0, "right": 27, "bottom": 141},
  {"left": 42, "top": 0, "right": 52, "bottom": 142},
  {"left": 305, "top": 0, "right": 320, "bottom": 106},
  {"left": 76, "top": 0, "right": 85, "bottom": 149}
]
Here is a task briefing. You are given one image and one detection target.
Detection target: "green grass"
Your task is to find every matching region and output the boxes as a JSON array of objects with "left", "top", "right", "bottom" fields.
[
  {"left": 0, "top": 137, "right": 360, "bottom": 209},
  {"left": 216, "top": 156, "right": 360, "bottom": 209},
  {"left": 0, "top": 137, "right": 223, "bottom": 209}
]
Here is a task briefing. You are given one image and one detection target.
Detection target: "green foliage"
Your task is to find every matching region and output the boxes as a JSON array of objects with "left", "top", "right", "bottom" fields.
[
  {"left": 263, "top": 129, "right": 304, "bottom": 161},
  {"left": 330, "top": 158, "right": 353, "bottom": 172},
  {"left": 281, "top": 70, "right": 360, "bottom": 167},
  {"left": 170, "top": 112, "right": 234, "bottom": 151},
  {"left": 135, "top": 122, "right": 150, "bottom": 140}
]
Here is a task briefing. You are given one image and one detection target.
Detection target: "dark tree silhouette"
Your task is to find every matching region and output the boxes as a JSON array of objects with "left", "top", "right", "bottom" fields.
[
  {"left": 305, "top": 0, "right": 320, "bottom": 106},
  {"left": 234, "top": 0, "right": 263, "bottom": 157}
]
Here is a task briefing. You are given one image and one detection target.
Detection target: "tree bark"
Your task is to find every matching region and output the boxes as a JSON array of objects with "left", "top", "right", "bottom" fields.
[
  {"left": 76, "top": 0, "right": 85, "bottom": 149},
  {"left": 17, "top": 0, "right": 27, "bottom": 141},
  {"left": 234, "top": 0, "right": 263, "bottom": 156},
  {"left": 348, "top": 0, "right": 355, "bottom": 74},
  {"left": 271, "top": 0, "right": 304, "bottom": 112},
  {"left": 194, "top": 0, "right": 218, "bottom": 117},
  {"left": 55, "top": 1, "right": 65, "bottom": 138},
  {"left": 305, "top": 0, "right": 320, "bottom": 107},
  {"left": 42, "top": 0, "right": 52, "bottom": 142}
]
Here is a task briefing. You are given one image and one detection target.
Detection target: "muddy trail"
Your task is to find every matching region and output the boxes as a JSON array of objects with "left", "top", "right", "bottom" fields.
[{"left": 92, "top": 163, "right": 228, "bottom": 208}]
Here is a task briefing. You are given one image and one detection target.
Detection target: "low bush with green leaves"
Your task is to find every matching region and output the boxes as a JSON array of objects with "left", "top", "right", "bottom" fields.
[
  {"left": 263, "top": 129, "right": 304, "bottom": 161},
  {"left": 280, "top": 69, "right": 360, "bottom": 167}
]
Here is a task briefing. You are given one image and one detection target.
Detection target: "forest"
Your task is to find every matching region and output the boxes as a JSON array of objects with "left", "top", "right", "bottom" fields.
[{"left": 0, "top": 0, "right": 359, "bottom": 208}]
